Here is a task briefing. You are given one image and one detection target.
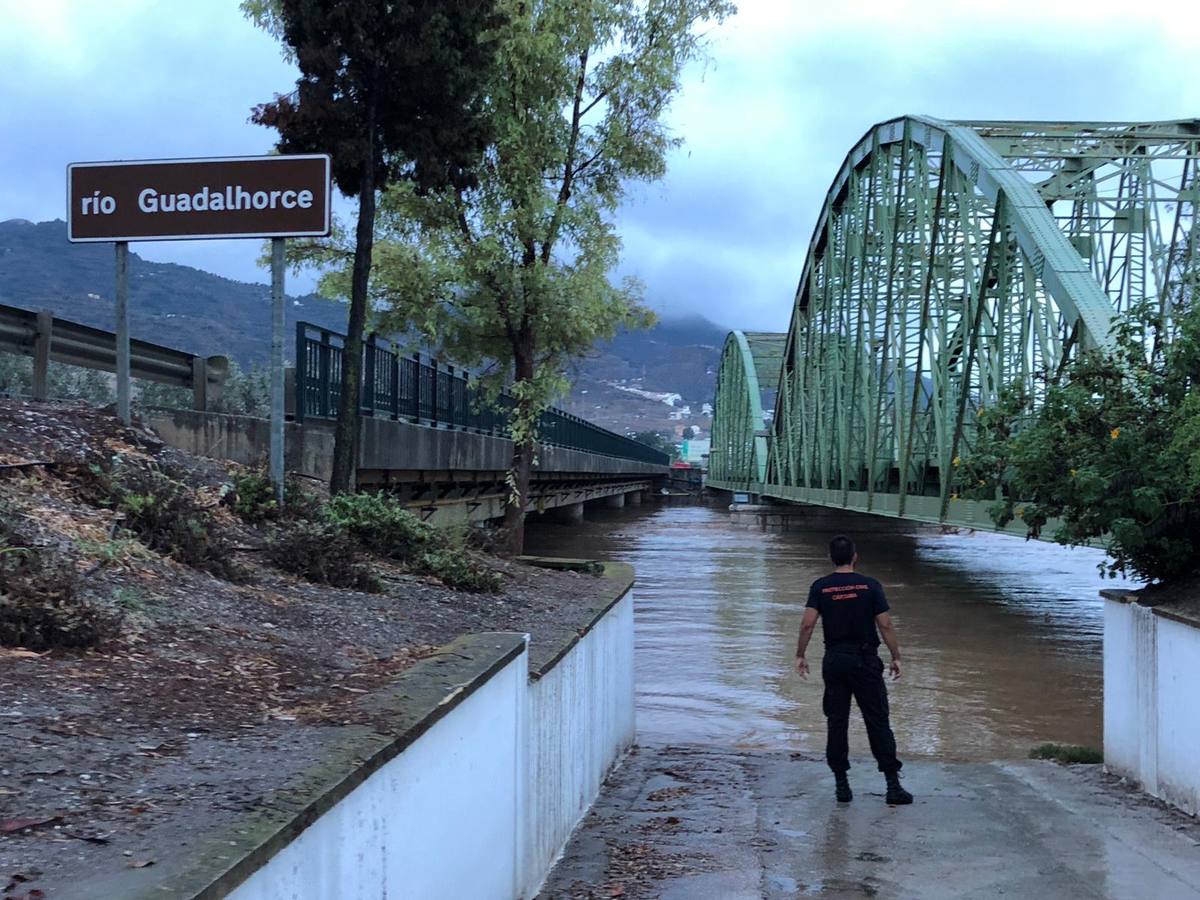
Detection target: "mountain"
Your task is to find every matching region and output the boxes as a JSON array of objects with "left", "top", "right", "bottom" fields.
[
  {"left": 0, "top": 219, "right": 727, "bottom": 437},
  {"left": 0, "top": 219, "right": 349, "bottom": 365},
  {"left": 560, "top": 314, "right": 727, "bottom": 437}
]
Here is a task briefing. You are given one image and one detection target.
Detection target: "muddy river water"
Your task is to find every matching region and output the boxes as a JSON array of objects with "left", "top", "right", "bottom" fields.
[{"left": 525, "top": 501, "right": 1135, "bottom": 761}]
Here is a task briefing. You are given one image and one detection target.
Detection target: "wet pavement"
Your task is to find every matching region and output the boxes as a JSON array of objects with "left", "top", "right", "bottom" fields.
[
  {"left": 525, "top": 502, "right": 1200, "bottom": 899},
  {"left": 537, "top": 745, "right": 1200, "bottom": 899}
]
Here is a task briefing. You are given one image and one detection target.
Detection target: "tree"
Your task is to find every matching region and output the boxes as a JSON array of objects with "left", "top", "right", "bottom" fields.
[
  {"left": 0, "top": 355, "right": 114, "bottom": 405},
  {"left": 957, "top": 299, "right": 1200, "bottom": 584},
  {"left": 245, "top": 0, "right": 498, "bottom": 494},
  {"left": 306, "top": 0, "right": 733, "bottom": 551},
  {"left": 138, "top": 362, "right": 271, "bottom": 417},
  {"left": 632, "top": 430, "right": 679, "bottom": 461}
]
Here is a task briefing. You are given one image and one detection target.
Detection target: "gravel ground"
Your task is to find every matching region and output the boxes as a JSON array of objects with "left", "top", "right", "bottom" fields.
[{"left": 0, "top": 399, "right": 626, "bottom": 897}]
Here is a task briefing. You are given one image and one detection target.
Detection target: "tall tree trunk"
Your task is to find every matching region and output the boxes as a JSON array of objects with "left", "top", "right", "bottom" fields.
[
  {"left": 502, "top": 345, "right": 535, "bottom": 554},
  {"left": 330, "top": 101, "right": 378, "bottom": 495}
]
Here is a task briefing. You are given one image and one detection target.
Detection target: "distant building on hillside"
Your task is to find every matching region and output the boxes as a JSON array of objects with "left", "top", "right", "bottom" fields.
[{"left": 680, "top": 438, "right": 710, "bottom": 466}]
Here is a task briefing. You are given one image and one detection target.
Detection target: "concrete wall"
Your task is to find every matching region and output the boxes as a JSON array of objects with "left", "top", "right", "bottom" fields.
[
  {"left": 360, "top": 416, "right": 665, "bottom": 479},
  {"left": 138, "top": 565, "right": 636, "bottom": 900},
  {"left": 1104, "top": 593, "right": 1200, "bottom": 815},
  {"left": 523, "top": 591, "right": 636, "bottom": 894},
  {"left": 146, "top": 409, "right": 334, "bottom": 481},
  {"left": 147, "top": 408, "right": 663, "bottom": 523},
  {"left": 231, "top": 651, "right": 527, "bottom": 900},
  {"left": 147, "top": 408, "right": 667, "bottom": 482}
]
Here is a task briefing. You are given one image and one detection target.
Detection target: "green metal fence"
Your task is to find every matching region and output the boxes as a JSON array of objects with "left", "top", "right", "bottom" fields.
[{"left": 294, "top": 322, "right": 670, "bottom": 466}]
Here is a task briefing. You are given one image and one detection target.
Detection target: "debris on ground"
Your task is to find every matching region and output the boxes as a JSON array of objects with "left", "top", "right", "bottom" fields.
[{"left": 0, "top": 399, "right": 624, "bottom": 895}]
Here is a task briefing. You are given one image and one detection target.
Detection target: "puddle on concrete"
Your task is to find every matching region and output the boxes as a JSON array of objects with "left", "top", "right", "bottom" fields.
[{"left": 525, "top": 502, "right": 1135, "bottom": 760}]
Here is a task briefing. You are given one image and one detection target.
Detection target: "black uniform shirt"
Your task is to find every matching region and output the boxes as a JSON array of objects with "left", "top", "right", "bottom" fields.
[{"left": 805, "top": 572, "right": 890, "bottom": 651}]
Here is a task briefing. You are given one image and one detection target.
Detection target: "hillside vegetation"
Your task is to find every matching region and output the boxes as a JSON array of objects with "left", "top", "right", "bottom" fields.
[{"left": 0, "top": 219, "right": 348, "bottom": 367}]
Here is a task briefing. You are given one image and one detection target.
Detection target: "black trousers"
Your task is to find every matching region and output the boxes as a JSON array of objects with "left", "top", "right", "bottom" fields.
[{"left": 822, "top": 648, "right": 902, "bottom": 775}]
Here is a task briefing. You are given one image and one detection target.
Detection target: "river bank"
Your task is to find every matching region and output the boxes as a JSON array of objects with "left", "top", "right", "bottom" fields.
[{"left": 0, "top": 399, "right": 631, "bottom": 897}]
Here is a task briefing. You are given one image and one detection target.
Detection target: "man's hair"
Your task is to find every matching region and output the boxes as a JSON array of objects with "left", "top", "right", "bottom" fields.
[{"left": 829, "top": 535, "right": 856, "bottom": 566}]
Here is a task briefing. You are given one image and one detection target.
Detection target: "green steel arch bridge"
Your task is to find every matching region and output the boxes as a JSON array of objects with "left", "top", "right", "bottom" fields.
[{"left": 709, "top": 115, "right": 1200, "bottom": 532}]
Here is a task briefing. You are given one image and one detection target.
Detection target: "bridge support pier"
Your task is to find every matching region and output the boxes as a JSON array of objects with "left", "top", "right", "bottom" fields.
[
  {"left": 626, "top": 491, "right": 642, "bottom": 507},
  {"left": 604, "top": 494, "right": 626, "bottom": 509},
  {"left": 550, "top": 501, "right": 585, "bottom": 524}
]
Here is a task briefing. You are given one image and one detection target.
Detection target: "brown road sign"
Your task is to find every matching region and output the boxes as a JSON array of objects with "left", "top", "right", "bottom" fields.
[{"left": 67, "top": 154, "right": 331, "bottom": 242}]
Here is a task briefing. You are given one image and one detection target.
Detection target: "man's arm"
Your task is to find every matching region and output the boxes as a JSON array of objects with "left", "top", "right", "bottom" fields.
[
  {"left": 876, "top": 611, "right": 902, "bottom": 680},
  {"left": 795, "top": 607, "right": 819, "bottom": 678}
]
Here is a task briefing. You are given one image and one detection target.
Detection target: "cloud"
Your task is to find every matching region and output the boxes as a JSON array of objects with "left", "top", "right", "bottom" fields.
[
  {"left": 616, "top": 0, "right": 1200, "bottom": 331},
  {"left": 0, "top": 1, "right": 326, "bottom": 290},
  {"left": 2, "top": 0, "right": 1199, "bottom": 328}
]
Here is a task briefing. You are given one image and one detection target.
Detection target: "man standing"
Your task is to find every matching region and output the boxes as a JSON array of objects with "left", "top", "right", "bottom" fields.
[{"left": 795, "top": 534, "right": 912, "bottom": 805}]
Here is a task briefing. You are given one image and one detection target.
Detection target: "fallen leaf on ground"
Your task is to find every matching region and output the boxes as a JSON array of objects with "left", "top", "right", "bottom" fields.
[{"left": 1, "top": 816, "right": 63, "bottom": 834}]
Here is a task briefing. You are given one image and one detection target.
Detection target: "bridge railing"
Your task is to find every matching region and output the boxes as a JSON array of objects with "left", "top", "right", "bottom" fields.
[
  {"left": 294, "top": 322, "right": 669, "bottom": 466},
  {"left": 0, "top": 302, "right": 227, "bottom": 409}
]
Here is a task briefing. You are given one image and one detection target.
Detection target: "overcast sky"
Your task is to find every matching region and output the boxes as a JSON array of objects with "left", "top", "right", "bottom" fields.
[{"left": 3, "top": 0, "right": 1200, "bottom": 332}]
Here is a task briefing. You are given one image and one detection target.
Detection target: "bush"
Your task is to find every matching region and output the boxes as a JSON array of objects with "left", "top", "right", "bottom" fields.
[
  {"left": 266, "top": 521, "right": 380, "bottom": 592},
  {"left": 0, "top": 521, "right": 115, "bottom": 649},
  {"left": 0, "top": 355, "right": 114, "bottom": 405},
  {"left": 225, "top": 470, "right": 280, "bottom": 523},
  {"left": 110, "top": 465, "right": 247, "bottom": 582},
  {"left": 419, "top": 548, "right": 503, "bottom": 593},
  {"left": 224, "top": 470, "right": 322, "bottom": 524},
  {"left": 959, "top": 302, "right": 1200, "bottom": 583},
  {"left": 138, "top": 361, "right": 270, "bottom": 417},
  {"left": 211, "top": 363, "right": 272, "bottom": 417},
  {"left": 323, "top": 492, "right": 500, "bottom": 592},
  {"left": 324, "top": 492, "right": 436, "bottom": 558}
]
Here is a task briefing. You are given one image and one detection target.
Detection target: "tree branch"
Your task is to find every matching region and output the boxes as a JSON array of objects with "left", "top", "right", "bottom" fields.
[
  {"left": 578, "top": 88, "right": 609, "bottom": 120},
  {"left": 542, "top": 47, "right": 589, "bottom": 265}
]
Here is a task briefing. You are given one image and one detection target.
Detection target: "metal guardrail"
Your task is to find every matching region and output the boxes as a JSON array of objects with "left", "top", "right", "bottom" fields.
[
  {"left": 295, "top": 322, "right": 670, "bottom": 466},
  {"left": 0, "top": 302, "right": 228, "bottom": 408}
]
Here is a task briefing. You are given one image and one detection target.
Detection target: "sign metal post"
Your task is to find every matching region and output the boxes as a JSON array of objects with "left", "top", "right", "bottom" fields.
[
  {"left": 270, "top": 238, "right": 286, "bottom": 505},
  {"left": 115, "top": 241, "right": 130, "bottom": 424}
]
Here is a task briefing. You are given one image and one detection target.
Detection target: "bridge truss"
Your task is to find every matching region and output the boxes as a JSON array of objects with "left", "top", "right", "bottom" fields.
[
  {"left": 710, "top": 331, "right": 786, "bottom": 490},
  {"left": 709, "top": 115, "right": 1200, "bottom": 531}
]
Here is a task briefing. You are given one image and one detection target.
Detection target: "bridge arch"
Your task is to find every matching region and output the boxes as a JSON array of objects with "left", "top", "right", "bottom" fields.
[
  {"left": 713, "top": 115, "right": 1200, "bottom": 528},
  {"left": 709, "top": 331, "right": 786, "bottom": 489}
]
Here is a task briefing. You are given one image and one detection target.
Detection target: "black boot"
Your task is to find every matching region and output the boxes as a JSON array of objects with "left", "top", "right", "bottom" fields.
[
  {"left": 884, "top": 771, "right": 912, "bottom": 805},
  {"left": 834, "top": 771, "right": 853, "bottom": 803}
]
